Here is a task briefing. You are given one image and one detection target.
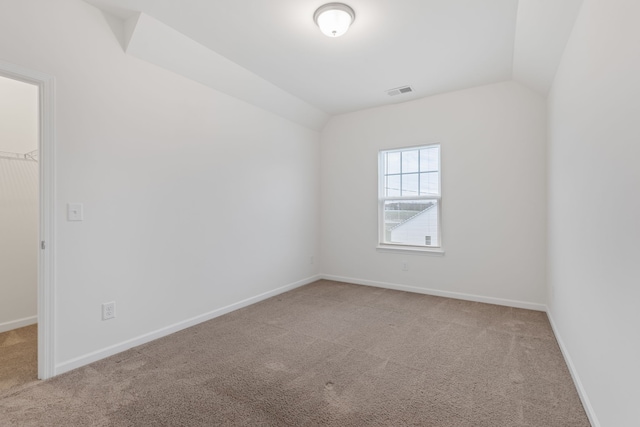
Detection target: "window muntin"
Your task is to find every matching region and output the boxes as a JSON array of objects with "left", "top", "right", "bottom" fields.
[{"left": 379, "top": 145, "right": 441, "bottom": 249}]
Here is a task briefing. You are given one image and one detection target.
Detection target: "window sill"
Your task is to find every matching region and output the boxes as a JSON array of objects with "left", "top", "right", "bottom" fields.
[{"left": 376, "top": 245, "right": 445, "bottom": 255}]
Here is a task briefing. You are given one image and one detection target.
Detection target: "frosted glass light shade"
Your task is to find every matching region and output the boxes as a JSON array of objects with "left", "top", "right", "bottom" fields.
[{"left": 314, "top": 3, "right": 355, "bottom": 37}]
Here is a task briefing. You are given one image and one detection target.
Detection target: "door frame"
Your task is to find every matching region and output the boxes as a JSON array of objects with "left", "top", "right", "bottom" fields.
[{"left": 0, "top": 60, "right": 56, "bottom": 379}]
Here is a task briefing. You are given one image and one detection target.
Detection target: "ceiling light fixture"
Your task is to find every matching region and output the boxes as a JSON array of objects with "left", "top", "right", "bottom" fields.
[{"left": 314, "top": 3, "right": 355, "bottom": 38}]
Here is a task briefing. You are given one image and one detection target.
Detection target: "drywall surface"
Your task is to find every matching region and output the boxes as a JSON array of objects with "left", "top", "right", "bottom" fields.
[
  {"left": 0, "top": 157, "right": 38, "bottom": 331},
  {"left": 321, "top": 81, "right": 547, "bottom": 306},
  {"left": 0, "top": 0, "right": 320, "bottom": 368},
  {"left": 0, "top": 76, "right": 38, "bottom": 332},
  {"left": 548, "top": 0, "right": 640, "bottom": 425},
  {"left": 0, "top": 75, "right": 38, "bottom": 153},
  {"left": 123, "top": 12, "right": 329, "bottom": 131}
]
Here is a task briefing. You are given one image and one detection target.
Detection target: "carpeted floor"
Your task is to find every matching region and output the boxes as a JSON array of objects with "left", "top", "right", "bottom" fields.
[
  {"left": 0, "top": 324, "right": 38, "bottom": 392},
  {"left": 0, "top": 280, "right": 590, "bottom": 426}
]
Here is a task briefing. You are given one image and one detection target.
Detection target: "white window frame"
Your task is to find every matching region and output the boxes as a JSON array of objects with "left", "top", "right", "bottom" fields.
[{"left": 377, "top": 144, "right": 444, "bottom": 254}]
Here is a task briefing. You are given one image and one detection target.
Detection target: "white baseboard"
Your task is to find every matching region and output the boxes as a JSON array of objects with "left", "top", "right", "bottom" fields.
[
  {"left": 320, "top": 275, "right": 599, "bottom": 423},
  {"left": 52, "top": 273, "right": 598, "bottom": 426},
  {"left": 320, "top": 274, "right": 547, "bottom": 312},
  {"left": 546, "top": 310, "right": 600, "bottom": 427},
  {"left": 0, "top": 315, "right": 37, "bottom": 333},
  {"left": 55, "top": 275, "right": 320, "bottom": 375}
]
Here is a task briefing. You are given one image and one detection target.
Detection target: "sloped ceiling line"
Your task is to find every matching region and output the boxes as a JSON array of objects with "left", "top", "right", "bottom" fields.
[
  {"left": 89, "top": 0, "right": 584, "bottom": 126},
  {"left": 512, "top": 0, "right": 584, "bottom": 96},
  {"left": 123, "top": 12, "right": 329, "bottom": 131}
]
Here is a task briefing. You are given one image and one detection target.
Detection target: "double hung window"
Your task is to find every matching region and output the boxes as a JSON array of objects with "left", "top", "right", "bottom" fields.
[{"left": 378, "top": 144, "right": 441, "bottom": 250}]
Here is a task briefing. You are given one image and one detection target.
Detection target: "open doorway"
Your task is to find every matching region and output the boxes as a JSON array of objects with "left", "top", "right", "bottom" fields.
[
  {"left": 0, "top": 60, "right": 55, "bottom": 382},
  {"left": 0, "top": 74, "right": 39, "bottom": 390}
]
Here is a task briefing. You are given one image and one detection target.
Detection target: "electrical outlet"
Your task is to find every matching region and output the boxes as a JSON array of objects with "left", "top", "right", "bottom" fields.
[
  {"left": 402, "top": 261, "right": 409, "bottom": 271},
  {"left": 102, "top": 302, "right": 116, "bottom": 320}
]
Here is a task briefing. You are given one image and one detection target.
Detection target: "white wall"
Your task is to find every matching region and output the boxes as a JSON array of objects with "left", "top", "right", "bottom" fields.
[
  {"left": 0, "top": 0, "right": 320, "bottom": 371},
  {"left": 0, "top": 76, "right": 38, "bottom": 332},
  {"left": 0, "top": 75, "right": 38, "bottom": 154},
  {"left": 0, "top": 157, "right": 38, "bottom": 332},
  {"left": 321, "top": 81, "right": 547, "bottom": 308},
  {"left": 548, "top": 0, "right": 640, "bottom": 425}
]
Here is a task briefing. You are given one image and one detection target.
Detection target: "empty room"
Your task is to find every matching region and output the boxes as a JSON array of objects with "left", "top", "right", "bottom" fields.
[{"left": 0, "top": 0, "right": 637, "bottom": 426}]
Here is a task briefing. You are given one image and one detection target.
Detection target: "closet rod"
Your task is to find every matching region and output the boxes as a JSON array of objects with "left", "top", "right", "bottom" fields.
[{"left": 0, "top": 150, "right": 38, "bottom": 161}]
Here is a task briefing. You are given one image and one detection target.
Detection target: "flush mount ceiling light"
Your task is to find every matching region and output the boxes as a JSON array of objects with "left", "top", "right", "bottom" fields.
[{"left": 314, "top": 3, "right": 355, "bottom": 37}]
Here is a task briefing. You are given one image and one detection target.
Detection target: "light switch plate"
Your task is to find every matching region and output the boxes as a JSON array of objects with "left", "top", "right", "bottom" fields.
[{"left": 67, "top": 203, "right": 83, "bottom": 221}]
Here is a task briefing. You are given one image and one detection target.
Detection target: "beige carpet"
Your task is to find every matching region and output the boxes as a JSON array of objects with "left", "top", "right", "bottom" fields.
[
  {"left": 0, "top": 324, "right": 38, "bottom": 392},
  {"left": 0, "top": 280, "right": 590, "bottom": 426}
]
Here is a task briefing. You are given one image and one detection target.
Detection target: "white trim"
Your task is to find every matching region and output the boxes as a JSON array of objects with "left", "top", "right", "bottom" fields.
[
  {"left": 0, "top": 60, "right": 56, "bottom": 380},
  {"left": 321, "top": 274, "right": 547, "bottom": 311},
  {"left": 376, "top": 245, "right": 445, "bottom": 255},
  {"left": 378, "top": 144, "right": 443, "bottom": 249},
  {"left": 546, "top": 310, "right": 600, "bottom": 427},
  {"left": 55, "top": 275, "right": 320, "bottom": 375},
  {"left": 0, "top": 316, "right": 37, "bottom": 334}
]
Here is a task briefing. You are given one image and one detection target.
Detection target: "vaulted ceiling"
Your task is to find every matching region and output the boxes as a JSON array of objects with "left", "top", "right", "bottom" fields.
[{"left": 86, "top": 0, "right": 583, "bottom": 129}]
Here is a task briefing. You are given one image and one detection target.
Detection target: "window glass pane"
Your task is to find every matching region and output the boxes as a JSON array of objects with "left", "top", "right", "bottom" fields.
[
  {"left": 402, "top": 173, "right": 418, "bottom": 196},
  {"left": 380, "top": 144, "right": 441, "bottom": 249},
  {"left": 429, "top": 147, "right": 439, "bottom": 171},
  {"left": 383, "top": 200, "right": 439, "bottom": 247},
  {"left": 419, "top": 172, "right": 439, "bottom": 195},
  {"left": 419, "top": 149, "right": 428, "bottom": 172},
  {"left": 402, "top": 150, "right": 419, "bottom": 173},
  {"left": 385, "top": 175, "right": 400, "bottom": 197},
  {"left": 420, "top": 147, "right": 439, "bottom": 172},
  {"left": 386, "top": 151, "right": 400, "bottom": 174}
]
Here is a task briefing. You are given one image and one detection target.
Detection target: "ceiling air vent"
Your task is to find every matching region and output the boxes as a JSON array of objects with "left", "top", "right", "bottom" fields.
[{"left": 386, "top": 86, "right": 414, "bottom": 96}]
